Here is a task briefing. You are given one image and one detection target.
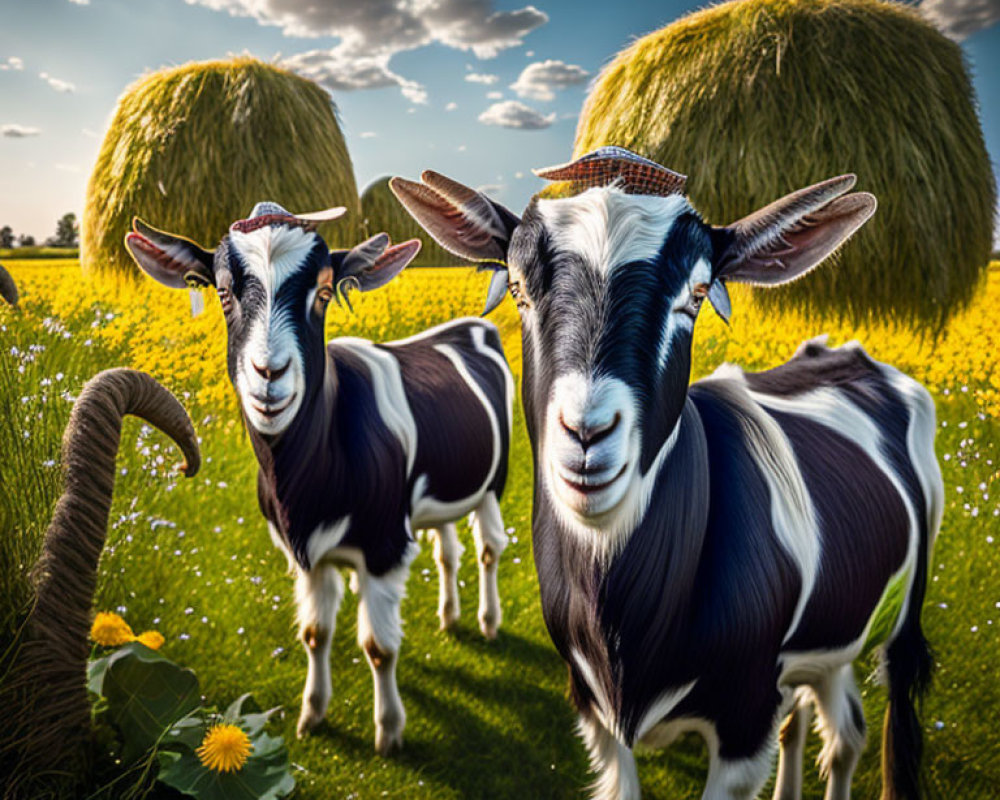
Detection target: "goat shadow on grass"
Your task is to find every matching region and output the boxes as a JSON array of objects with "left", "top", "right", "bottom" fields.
[
  {"left": 401, "top": 660, "right": 590, "bottom": 799},
  {"left": 444, "top": 621, "right": 562, "bottom": 664}
]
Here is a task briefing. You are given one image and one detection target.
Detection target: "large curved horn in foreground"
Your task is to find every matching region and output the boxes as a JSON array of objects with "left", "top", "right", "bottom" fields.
[
  {"left": 0, "top": 262, "right": 19, "bottom": 308},
  {"left": 4, "top": 369, "right": 199, "bottom": 799}
]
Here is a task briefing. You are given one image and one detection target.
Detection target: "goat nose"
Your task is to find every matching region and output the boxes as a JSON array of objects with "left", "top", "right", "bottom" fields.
[
  {"left": 251, "top": 358, "right": 290, "bottom": 381},
  {"left": 560, "top": 412, "right": 621, "bottom": 449}
]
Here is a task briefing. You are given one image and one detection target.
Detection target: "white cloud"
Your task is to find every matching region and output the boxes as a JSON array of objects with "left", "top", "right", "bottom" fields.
[
  {"left": 54, "top": 163, "right": 81, "bottom": 173},
  {"left": 445, "top": 101, "right": 458, "bottom": 111},
  {"left": 478, "top": 100, "right": 555, "bottom": 130},
  {"left": 81, "top": 127, "right": 100, "bottom": 138},
  {"left": 0, "top": 56, "right": 24, "bottom": 71},
  {"left": 920, "top": 0, "right": 1000, "bottom": 39},
  {"left": 511, "top": 59, "right": 589, "bottom": 101},
  {"left": 486, "top": 90, "right": 503, "bottom": 99},
  {"left": 514, "top": 171, "right": 525, "bottom": 179},
  {"left": 282, "top": 49, "right": 428, "bottom": 103},
  {"left": 40, "top": 72, "right": 76, "bottom": 93},
  {"left": 476, "top": 183, "right": 503, "bottom": 195},
  {"left": 2, "top": 124, "right": 41, "bottom": 138},
  {"left": 68, "top": 0, "right": 90, "bottom": 5},
  {"left": 359, "top": 131, "right": 378, "bottom": 138},
  {"left": 466, "top": 72, "right": 499, "bottom": 84},
  {"left": 188, "top": 0, "right": 547, "bottom": 103}
]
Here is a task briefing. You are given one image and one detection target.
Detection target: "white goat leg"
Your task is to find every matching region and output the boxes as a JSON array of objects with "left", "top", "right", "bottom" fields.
[
  {"left": 429, "top": 524, "right": 463, "bottom": 629},
  {"left": 813, "top": 665, "right": 866, "bottom": 800},
  {"left": 578, "top": 715, "right": 640, "bottom": 800},
  {"left": 702, "top": 742, "right": 775, "bottom": 800},
  {"left": 471, "top": 491, "right": 506, "bottom": 639},
  {"left": 295, "top": 564, "right": 343, "bottom": 737},
  {"left": 774, "top": 696, "right": 812, "bottom": 800},
  {"left": 357, "top": 543, "right": 416, "bottom": 755}
]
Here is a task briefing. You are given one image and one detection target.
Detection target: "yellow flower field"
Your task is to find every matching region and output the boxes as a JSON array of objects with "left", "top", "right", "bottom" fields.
[{"left": 9, "top": 259, "right": 998, "bottom": 418}]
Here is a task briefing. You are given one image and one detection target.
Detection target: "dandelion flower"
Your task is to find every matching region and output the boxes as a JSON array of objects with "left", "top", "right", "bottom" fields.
[
  {"left": 196, "top": 724, "right": 252, "bottom": 772},
  {"left": 136, "top": 630, "right": 165, "bottom": 650},
  {"left": 90, "top": 612, "right": 135, "bottom": 646}
]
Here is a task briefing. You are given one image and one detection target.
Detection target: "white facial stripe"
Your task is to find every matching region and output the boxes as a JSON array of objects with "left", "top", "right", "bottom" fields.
[
  {"left": 535, "top": 187, "right": 691, "bottom": 277},
  {"left": 229, "top": 224, "right": 319, "bottom": 292},
  {"left": 542, "top": 371, "right": 684, "bottom": 562},
  {"left": 229, "top": 224, "right": 319, "bottom": 435}
]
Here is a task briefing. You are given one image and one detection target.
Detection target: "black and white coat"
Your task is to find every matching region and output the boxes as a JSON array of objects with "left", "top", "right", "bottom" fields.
[
  {"left": 392, "top": 152, "right": 943, "bottom": 800},
  {"left": 127, "top": 203, "right": 513, "bottom": 754}
]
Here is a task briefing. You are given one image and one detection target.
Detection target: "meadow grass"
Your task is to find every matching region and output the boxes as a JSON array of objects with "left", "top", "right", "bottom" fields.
[{"left": 1, "top": 259, "right": 998, "bottom": 798}]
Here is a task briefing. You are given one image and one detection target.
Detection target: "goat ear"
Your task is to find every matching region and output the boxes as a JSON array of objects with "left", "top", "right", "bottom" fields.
[
  {"left": 125, "top": 218, "right": 215, "bottom": 288},
  {"left": 712, "top": 176, "right": 876, "bottom": 287},
  {"left": 330, "top": 234, "right": 421, "bottom": 309},
  {"left": 389, "top": 171, "right": 519, "bottom": 264}
]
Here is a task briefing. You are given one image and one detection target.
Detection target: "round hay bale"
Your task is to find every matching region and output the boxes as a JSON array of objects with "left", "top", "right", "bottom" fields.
[
  {"left": 83, "top": 57, "right": 360, "bottom": 277},
  {"left": 360, "top": 177, "right": 466, "bottom": 267},
  {"left": 574, "top": 0, "right": 996, "bottom": 327}
]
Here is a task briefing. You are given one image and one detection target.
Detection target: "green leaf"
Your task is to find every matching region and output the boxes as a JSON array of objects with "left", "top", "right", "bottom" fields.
[
  {"left": 161, "top": 712, "right": 209, "bottom": 752},
  {"left": 88, "top": 653, "right": 112, "bottom": 695},
  {"left": 223, "top": 693, "right": 256, "bottom": 722},
  {"left": 102, "top": 641, "right": 202, "bottom": 763},
  {"left": 156, "top": 731, "right": 295, "bottom": 800}
]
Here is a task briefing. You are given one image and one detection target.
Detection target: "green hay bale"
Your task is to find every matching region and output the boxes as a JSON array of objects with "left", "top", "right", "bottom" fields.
[
  {"left": 360, "top": 177, "right": 466, "bottom": 267},
  {"left": 574, "top": 0, "right": 996, "bottom": 328},
  {"left": 82, "top": 57, "right": 360, "bottom": 277}
]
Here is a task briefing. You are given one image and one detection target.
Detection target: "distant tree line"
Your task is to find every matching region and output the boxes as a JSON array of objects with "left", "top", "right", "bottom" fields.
[{"left": 0, "top": 213, "right": 78, "bottom": 249}]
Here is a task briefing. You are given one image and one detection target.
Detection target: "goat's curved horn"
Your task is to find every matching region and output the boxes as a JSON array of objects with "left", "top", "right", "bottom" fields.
[
  {"left": 0, "top": 262, "right": 19, "bottom": 308},
  {"left": 294, "top": 206, "right": 347, "bottom": 223},
  {"left": 534, "top": 146, "right": 686, "bottom": 197},
  {"left": 5, "top": 369, "right": 199, "bottom": 796}
]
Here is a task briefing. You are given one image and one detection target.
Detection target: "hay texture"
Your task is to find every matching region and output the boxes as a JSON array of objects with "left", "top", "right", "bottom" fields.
[
  {"left": 361, "top": 177, "right": 466, "bottom": 267},
  {"left": 574, "top": 0, "right": 996, "bottom": 327},
  {"left": 83, "top": 57, "right": 359, "bottom": 277}
]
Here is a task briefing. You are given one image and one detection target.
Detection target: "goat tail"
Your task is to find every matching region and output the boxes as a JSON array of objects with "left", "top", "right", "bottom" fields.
[{"left": 880, "top": 380, "right": 941, "bottom": 800}]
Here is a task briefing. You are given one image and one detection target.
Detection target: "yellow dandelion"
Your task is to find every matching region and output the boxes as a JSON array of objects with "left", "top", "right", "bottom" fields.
[
  {"left": 135, "top": 630, "right": 165, "bottom": 650},
  {"left": 90, "top": 612, "right": 135, "bottom": 646},
  {"left": 196, "top": 724, "right": 252, "bottom": 773}
]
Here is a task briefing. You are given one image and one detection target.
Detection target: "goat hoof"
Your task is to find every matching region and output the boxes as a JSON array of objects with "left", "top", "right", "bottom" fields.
[
  {"left": 375, "top": 726, "right": 403, "bottom": 756},
  {"left": 478, "top": 612, "right": 500, "bottom": 640},
  {"left": 296, "top": 710, "right": 324, "bottom": 738},
  {"left": 438, "top": 602, "right": 460, "bottom": 630}
]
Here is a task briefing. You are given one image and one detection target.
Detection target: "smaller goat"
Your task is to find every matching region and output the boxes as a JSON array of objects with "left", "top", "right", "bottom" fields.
[
  {"left": 127, "top": 203, "right": 513, "bottom": 753},
  {"left": 393, "top": 150, "right": 943, "bottom": 800}
]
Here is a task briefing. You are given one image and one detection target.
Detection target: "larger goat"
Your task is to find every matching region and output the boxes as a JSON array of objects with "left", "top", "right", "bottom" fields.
[
  {"left": 392, "top": 148, "right": 943, "bottom": 800},
  {"left": 127, "top": 203, "right": 512, "bottom": 754}
]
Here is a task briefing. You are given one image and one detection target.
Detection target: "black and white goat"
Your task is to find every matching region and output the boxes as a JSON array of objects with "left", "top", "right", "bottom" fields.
[
  {"left": 126, "top": 203, "right": 513, "bottom": 754},
  {"left": 392, "top": 150, "right": 943, "bottom": 800}
]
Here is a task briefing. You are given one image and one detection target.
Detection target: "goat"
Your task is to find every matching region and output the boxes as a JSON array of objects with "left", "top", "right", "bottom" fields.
[
  {"left": 392, "top": 148, "right": 943, "bottom": 800},
  {"left": 126, "top": 202, "right": 513, "bottom": 754}
]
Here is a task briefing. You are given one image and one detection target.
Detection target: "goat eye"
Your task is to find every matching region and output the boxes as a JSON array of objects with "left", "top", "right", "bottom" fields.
[
  {"left": 217, "top": 286, "right": 234, "bottom": 313},
  {"left": 691, "top": 282, "right": 709, "bottom": 301},
  {"left": 508, "top": 280, "right": 531, "bottom": 310},
  {"left": 316, "top": 286, "right": 334, "bottom": 304}
]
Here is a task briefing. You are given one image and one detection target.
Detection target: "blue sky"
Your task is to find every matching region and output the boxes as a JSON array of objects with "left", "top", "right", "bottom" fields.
[{"left": 0, "top": 0, "right": 997, "bottom": 243}]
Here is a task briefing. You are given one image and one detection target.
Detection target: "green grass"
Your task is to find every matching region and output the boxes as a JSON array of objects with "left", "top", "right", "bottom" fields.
[
  {"left": 2, "top": 261, "right": 999, "bottom": 798},
  {"left": 0, "top": 248, "right": 78, "bottom": 260}
]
